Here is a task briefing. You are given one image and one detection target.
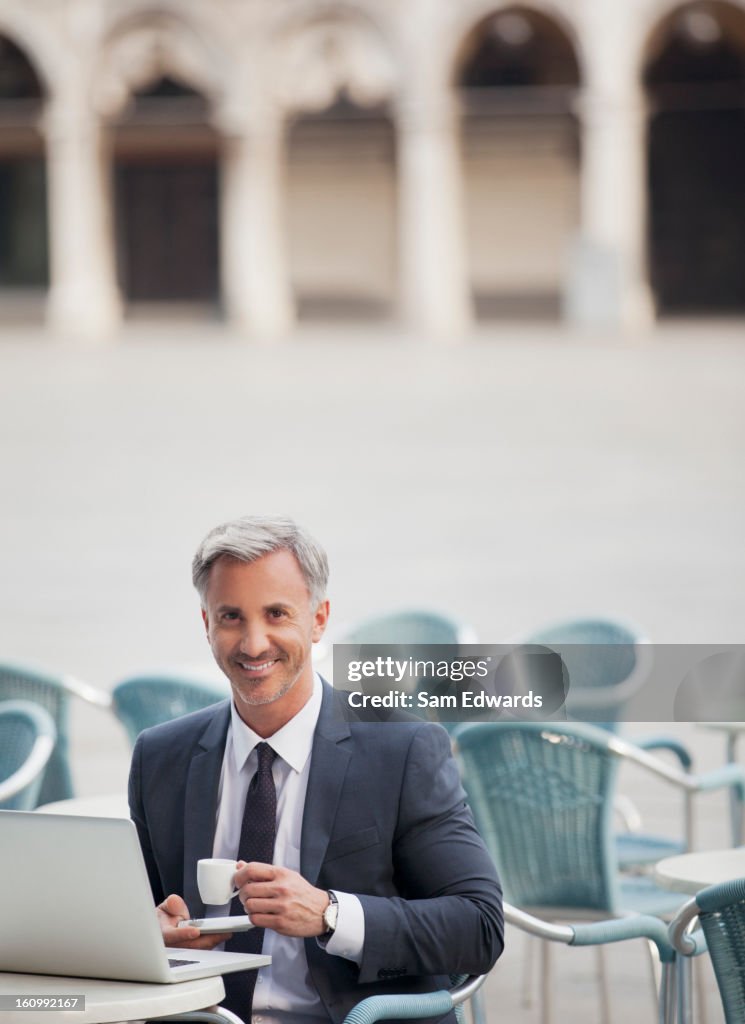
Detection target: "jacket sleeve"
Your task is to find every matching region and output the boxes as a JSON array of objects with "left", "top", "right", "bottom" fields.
[
  {"left": 355, "top": 725, "right": 504, "bottom": 984},
  {"left": 128, "top": 731, "right": 167, "bottom": 906}
]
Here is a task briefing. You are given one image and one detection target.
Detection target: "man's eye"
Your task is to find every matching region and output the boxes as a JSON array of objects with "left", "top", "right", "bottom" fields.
[
  {"left": 221, "top": 611, "right": 240, "bottom": 621},
  {"left": 268, "top": 609, "right": 287, "bottom": 619}
]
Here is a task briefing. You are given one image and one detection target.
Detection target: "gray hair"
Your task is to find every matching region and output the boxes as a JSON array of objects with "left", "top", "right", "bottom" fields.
[{"left": 192, "top": 514, "right": 329, "bottom": 608}]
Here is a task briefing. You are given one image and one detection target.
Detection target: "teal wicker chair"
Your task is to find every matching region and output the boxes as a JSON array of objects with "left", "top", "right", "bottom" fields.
[
  {"left": 0, "top": 661, "right": 111, "bottom": 804},
  {"left": 0, "top": 700, "right": 57, "bottom": 810},
  {"left": 112, "top": 672, "right": 231, "bottom": 746},
  {"left": 340, "top": 609, "right": 477, "bottom": 646},
  {"left": 326, "top": 609, "right": 478, "bottom": 733},
  {"left": 522, "top": 618, "right": 698, "bottom": 867},
  {"left": 523, "top": 617, "right": 653, "bottom": 728},
  {"left": 670, "top": 877, "right": 745, "bottom": 1024},
  {"left": 453, "top": 721, "right": 744, "bottom": 1024}
]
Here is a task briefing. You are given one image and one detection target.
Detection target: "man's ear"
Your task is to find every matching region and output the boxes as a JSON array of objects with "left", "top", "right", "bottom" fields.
[
  {"left": 201, "top": 607, "right": 209, "bottom": 635},
  {"left": 312, "top": 599, "right": 330, "bottom": 642}
]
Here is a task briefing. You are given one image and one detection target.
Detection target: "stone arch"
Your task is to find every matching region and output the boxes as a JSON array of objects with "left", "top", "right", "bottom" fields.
[
  {"left": 638, "top": 0, "right": 745, "bottom": 77},
  {"left": 274, "top": 6, "right": 399, "bottom": 322},
  {"left": 453, "top": 5, "right": 583, "bottom": 320},
  {"left": 269, "top": 4, "right": 399, "bottom": 115},
  {"left": 93, "top": 7, "right": 229, "bottom": 121},
  {"left": 0, "top": 9, "right": 65, "bottom": 100},
  {"left": 446, "top": 0, "right": 585, "bottom": 91},
  {"left": 94, "top": 8, "right": 227, "bottom": 311},
  {"left": 643, "top": 0, "right": 745, "bottom": 313}
]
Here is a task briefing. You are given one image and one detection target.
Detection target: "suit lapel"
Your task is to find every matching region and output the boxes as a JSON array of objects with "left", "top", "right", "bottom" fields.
[
  {"left": 301, "top": 682, "right": 352, "bottom": 886},
  {"left": 183, "top": 702, "right": 231, "bottom": 915}
]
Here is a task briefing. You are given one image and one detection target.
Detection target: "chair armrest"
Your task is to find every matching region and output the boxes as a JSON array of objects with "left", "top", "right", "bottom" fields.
[
  {"left": 342, "top": 976, "right": 486, "bottom": 1024},
  {"left": 570, "top": 916, "right": 675, "bottom": 962},
  {"left": 505, "top": 901, "right": 675, "bottom": 962},
  {"left": 691, "top": 763, "right": 745, "bottom": 794},
  {"left": 633, "top": 735, "right": 693, "bottom": 770},
  {"left": 61, "top": 673, "right": 112, "bottom": 708},
  {"left": 668, "top": 896, "right": 708, "bottom": 957}
]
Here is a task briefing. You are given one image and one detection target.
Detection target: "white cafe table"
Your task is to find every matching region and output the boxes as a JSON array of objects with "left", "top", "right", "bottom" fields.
[
  {"left": 0, "top": 971, "right": 225, "bottom": 1024},
  {"left": 36, "top": 795, "right": 129, "bottom": 818},
  {"left": 655, "top": 847, "right": 745, "bottom": 895}
]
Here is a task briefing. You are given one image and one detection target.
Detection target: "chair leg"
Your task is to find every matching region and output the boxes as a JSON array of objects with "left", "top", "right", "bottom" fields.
[
  {"left": 469, "top": 986, "right": 487, "bottom": 1024},
  {"left": 658, "top": 962, "right": 676, "bottom": 1024},
  {"left": 539, "top": 939, "right": 553, "bottom": 1024},
  {"left": 645, "top": 937, "right": 662, "bottom": 1019},
  {"left": 522, "top": 933, "right": 535, "bottom": 1008},
  {"left": 676, "top": 955, "right": 692, "bottom": 1024},
  {"left": 595, "top": 946, "right": 611, "bottom": 1024},
  {"left": 693, "top": 955, "right": 708, "bottom": 1024}
]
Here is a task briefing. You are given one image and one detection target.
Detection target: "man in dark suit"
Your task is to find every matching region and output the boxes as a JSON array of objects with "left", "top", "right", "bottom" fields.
[{"left": 129, "top": 515, "right": 503, "bottom": 1024}]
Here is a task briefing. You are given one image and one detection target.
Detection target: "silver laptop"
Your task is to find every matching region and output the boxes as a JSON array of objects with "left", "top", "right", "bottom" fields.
[{"left": 0, "top": 810, "right": 270, "bottom": 983}]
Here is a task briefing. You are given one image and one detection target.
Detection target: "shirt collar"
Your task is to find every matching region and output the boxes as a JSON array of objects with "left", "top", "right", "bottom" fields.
[{"left": 229, "top": 673, "right": 322, "bottom": 775}]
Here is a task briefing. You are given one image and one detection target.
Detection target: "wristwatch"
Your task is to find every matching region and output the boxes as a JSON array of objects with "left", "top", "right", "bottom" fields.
[{"left": 322, "top": 890, "right": 339, "bottom": 938}]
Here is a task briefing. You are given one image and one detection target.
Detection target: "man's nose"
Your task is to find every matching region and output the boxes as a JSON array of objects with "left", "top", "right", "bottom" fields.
[{"left": 238, "top": 620, "right": 271, "bottom": 657}]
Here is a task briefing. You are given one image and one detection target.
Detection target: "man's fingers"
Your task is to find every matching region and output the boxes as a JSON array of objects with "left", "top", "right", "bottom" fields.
[
  {"left": 244, "top": 898, "right": 280, "bottom": 917},
  {"left": 160, "top": 893, "right": 190, "bottom": 919},
  {"left": 164, "top": 927, "right": 234, "bottom": 949},
  {"left": 234, "top": 861, "right": 276, "bottom": 885},
  {"left": 240, "top": 882, "right": 278, "bottom": 900}
]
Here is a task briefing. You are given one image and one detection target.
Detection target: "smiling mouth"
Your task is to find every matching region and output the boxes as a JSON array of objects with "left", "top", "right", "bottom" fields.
[{"left": 235, "top": 658, "right": 279, "bottom": 675}]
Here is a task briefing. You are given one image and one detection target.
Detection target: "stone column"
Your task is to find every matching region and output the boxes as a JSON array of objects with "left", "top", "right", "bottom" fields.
[
  {"left": 396, "top": 93, "right": 471, "bottom": 340},
  {"left": 565, "top": 86, "right": 654, "bottom": 330},
  {"left": 219, "top": 110, "right": 293, "bottom": 339},
  {"left": 44, "top": 103, "right": 121, "bottom": 339}
]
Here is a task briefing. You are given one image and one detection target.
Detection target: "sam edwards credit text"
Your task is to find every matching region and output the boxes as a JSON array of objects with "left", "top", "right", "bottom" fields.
[{"left": 346, "top": 690, "right": 544, "bottom": 709}]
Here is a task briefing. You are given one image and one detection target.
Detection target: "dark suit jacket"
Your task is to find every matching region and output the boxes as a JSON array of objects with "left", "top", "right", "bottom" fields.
[{"left": 128, "top": 681, "right": 503, "bottom": 1023}]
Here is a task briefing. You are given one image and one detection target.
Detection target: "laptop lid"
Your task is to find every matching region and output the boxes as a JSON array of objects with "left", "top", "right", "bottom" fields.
[{"left": 0, "top": 810, "right": 269, "bottom": 983}]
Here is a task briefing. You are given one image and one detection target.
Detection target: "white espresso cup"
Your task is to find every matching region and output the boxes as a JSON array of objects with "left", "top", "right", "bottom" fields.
[{"left": 197, "top": 858, "right": 241, "bottom": 905}]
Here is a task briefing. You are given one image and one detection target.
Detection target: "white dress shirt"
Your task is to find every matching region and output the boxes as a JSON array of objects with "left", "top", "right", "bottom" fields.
[{"left": 208, "top": 675, "right": 364, "bottom": 1022}]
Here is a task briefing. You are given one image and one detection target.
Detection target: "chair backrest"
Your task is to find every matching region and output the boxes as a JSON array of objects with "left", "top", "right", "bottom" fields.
[
  {"left": 342, "top": 609, "right": 475, "bottom": 646},
  {"left": 112, "top": 673, "right": 231, "bottom": 746},
  {"left": 338, "top": 609, "right": 477, "bottom": 733},
  {"left": 695, "top": 878, "right": 745, "bottom": 1024},
  {"left": 523, "top": 617, "right": 649, "bottom": 727},
  {"left": 0, "top": 662, "right": 75, "bottom": 803},
  {"left": 455, "top": 721, "right": 620, "bottom": 913},
  {"left": 0, "top": 699, "right": 57, "bottom": 810}
]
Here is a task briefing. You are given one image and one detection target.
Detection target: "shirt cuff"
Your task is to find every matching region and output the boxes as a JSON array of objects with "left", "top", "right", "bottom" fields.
[{"left": 318, "top": 890, "right": 364, "bottom": 964}]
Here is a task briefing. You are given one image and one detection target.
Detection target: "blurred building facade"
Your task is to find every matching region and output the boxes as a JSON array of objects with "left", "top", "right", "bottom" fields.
[{"left": 0, "top": 0, "right": 743, "bottom": 339}]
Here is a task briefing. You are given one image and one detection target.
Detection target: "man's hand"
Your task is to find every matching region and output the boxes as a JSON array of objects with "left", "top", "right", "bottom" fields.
[
  {"left": 156, "top": 893, "right": 234, "bottom": 949},
  {"left": 234, "top": 862, "right": 329, "bottom": 937}
]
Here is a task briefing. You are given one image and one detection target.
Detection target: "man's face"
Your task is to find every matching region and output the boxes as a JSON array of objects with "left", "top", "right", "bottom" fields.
[{"left": 202, "top": 550, "right": 328, "bottom": 722}]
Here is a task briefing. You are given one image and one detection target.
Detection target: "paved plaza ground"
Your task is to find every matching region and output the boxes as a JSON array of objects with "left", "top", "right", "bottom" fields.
[{"left": 1, "top": 319, "right": 744, "bottom": 1022}]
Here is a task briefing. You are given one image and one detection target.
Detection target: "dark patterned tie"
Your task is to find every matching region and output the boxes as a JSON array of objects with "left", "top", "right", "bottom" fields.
[{"left": 222, "top": 742, "right": 277, "bottom": 1022}]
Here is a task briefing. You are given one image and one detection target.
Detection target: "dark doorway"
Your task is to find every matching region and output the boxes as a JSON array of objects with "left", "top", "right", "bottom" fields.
[
  {"left": 0, "top": 36, "right": 48, "bottom": 299},
  {"left": 112, "top": 77, "right": 220, "bottom": 307},
  {"left": 0, "top": 157, "right": 47, "bottom": 286},
  {"left": 115, "top": 160, "right": 218, "bottom": 301},
  {"left": 646, "top": 2, "right": 745, "bottom": 313}
]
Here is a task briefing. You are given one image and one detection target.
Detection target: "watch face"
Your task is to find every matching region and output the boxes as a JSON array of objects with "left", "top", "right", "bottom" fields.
[{"left": 324, "top": 895, "right": 339, "bottom": 931}]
